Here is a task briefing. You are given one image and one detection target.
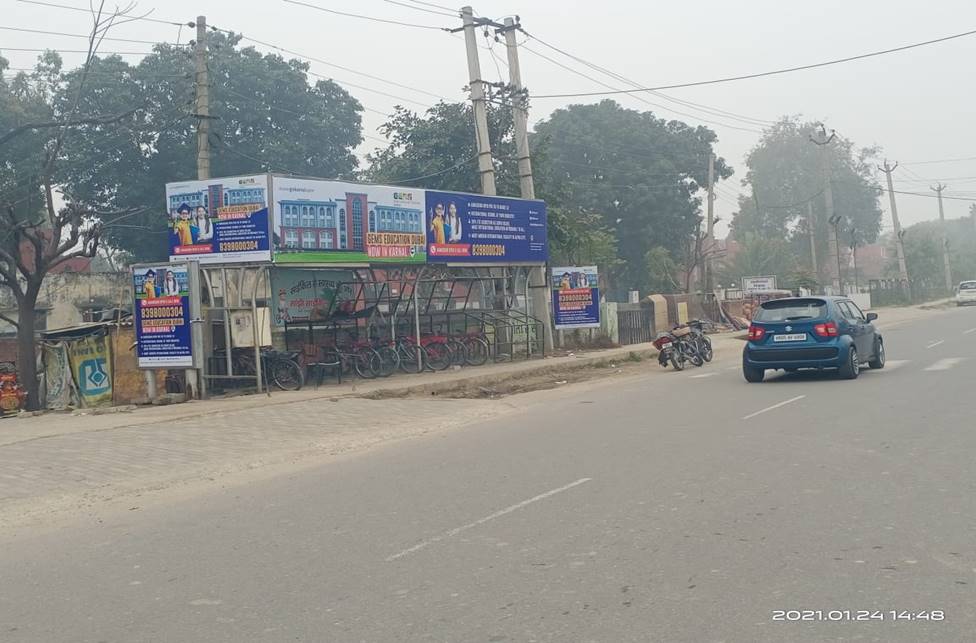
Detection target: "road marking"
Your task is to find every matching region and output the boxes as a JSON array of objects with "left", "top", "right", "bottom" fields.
[
  {"left": 964, "top": 328, "right": 976, "bottom": 335},
  {"left": 690, "top": 372, "right": 717, "bottom": 379},
  {"left": 726, "top": 366, "right": 740, "bottom": 371},
  {"left": 385, "top": 477, "right": 593, "bottom": 562},
  {"left": 883, "top": 359, "right": 911, "bottom": 371},
  {"left": 926, "top": 340, "right": 945, "bottom": 349},
  {"left": 924, "top": 358, "right": 965, "bottom": 372},
  {"left": 742, "top": 395, "right": 806, "bottom": 421}
]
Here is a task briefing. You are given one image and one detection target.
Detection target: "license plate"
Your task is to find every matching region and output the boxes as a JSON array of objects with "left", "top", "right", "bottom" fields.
[
  {"left": 659, "top": 342, "right": 672, "bottom": 349},
  {"left": 773, "top": 333, "right": 807, "bottom": 342}
]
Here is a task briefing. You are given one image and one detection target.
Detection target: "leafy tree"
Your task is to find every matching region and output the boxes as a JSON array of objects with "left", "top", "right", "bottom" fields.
[
  {"left": 57, "top": 31, "right": 364, "bottom": 261},
  {"left": 730, "top": 118, "right": 883, "bottom": 283},
  {"left": 531, "top": 100, "right": 732, "bottom": 295},
  {"left": 893, "top": 217, "right": 976, "bottom": 289},
  {"left": 716, "top": 233, "right": 796, "bottom": 286}
]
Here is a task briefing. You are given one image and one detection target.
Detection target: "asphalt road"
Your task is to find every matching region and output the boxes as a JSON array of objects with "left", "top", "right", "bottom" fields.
[{"left": 3, "top": 306, "right": 976, "bottom": 642}]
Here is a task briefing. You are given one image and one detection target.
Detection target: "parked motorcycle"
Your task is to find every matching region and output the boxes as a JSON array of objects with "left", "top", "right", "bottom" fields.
[
  {"left": 653, "top": 329, "right": 702, "bottom": 371},
  {"left": 688, "top": 319, "right": 713, "bottom": 362}
]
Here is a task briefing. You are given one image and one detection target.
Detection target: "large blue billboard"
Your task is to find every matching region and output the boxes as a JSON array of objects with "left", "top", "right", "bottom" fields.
[
  {"left": 134, "top": 264, "right": 194, "bottom": 368},
  {"left": 166, "top": 174, "right": 271, "bottom": 264},
  {"left": 424, "top": 191, "right": 547, "bottom": 263}
]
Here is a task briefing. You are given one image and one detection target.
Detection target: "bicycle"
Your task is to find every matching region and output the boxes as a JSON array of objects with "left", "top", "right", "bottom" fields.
[
  {"left": 321, "top": 342, "right": 382, "bottom": 380},
  {"left": 216, "top": 347, "right": 306, "bottom": 391}
]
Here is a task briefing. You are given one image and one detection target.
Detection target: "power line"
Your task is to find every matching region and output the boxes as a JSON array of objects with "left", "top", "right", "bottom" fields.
[
  {"left": 0, "top": 48, "right": 156, "bottom": 56},
  {"left": 902, "top": 155, "right": 976, "bottom": 166},
  {"left": 532, "top": 26, "right": 976, "bottom": 99},
  {"left": 380, "top": 0, "right": 457, "bottom": 18},
  {"left": 15, "top": 0, "right": 188, "bottom": 27},
  {"left": 394, "top": 156, "right": 479, "bottom": 183},
  {"left": 283, "top": 0, "right": 451, "bottom": 31},
  {"left": 0, "top": 25, "right": 184, "bottom": 46},
  {"left": 404, "top": 0, "right": 458, "bottom": 12},
  {"left": 520, "top": 29, "right": 773, "bottom": 128}
]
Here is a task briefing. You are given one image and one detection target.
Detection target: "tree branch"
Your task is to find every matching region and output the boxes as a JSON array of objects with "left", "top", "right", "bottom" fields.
[
  {"left": 0, "top": 311, "right": 19, "bottom": 330},
  {"left": 0, "top": 108, "right": 143, "bottom": 148}
]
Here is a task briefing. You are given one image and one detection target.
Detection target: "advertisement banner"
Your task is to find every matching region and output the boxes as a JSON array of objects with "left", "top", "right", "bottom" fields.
[
  {"left": 742, "top": 275, "right": 777, "bottom": 292},
  {"left": 166, "top": 174, "right": 271, "bottom": 263},
  {"left": 273, "top": 177, "right": 427, "bottom": 264},
  {"left": 134, "top": 264, "right": 194, "bottom": 368},
  {"left": 43, "top": 343, "right": 73, "bottom": 410},
  {"left": 551, "top": 266, "right": 601, "bottom": 329},
  {"left": 270, "top": 268, "right": 356, "bottom": 326},
  {"left": 67, "top": 334, "right": 113, "bottom": 407},
  {"left": 425, "top": 191, "right": 547, "bottom": 263}
]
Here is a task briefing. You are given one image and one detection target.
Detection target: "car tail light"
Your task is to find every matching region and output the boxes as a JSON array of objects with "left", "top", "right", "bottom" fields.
[
  {"left": 813, "top": 321, "right": 838, "bottom": 337},
  {"left": 747, "top": 325, "right": 766, "bottom": 341}
]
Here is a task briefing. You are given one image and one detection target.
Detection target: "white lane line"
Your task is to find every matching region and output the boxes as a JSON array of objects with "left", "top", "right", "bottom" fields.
[
  {"left": 742, "top": 395, "right": 806, "bottom": 421},
  {"left": 964, "top": 328, "right": 976, "bottom": 335},
  {"left": 926, "top": 340, "right": 945, "bottom": 349},
  {"left": 726, "top": 365, "right": 740, "bottom": 371},
  {"left": 924, "top": 358, "right": 965, "bottom": 372},
  {"left": 385, "top": 477, "right": 593, "bottom": 562},
  {"left": 690, "top": 372, "right": 718, "bottom": 379}
]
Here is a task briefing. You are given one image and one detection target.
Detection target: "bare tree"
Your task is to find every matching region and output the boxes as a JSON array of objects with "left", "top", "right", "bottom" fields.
[{"left": 0, "top": 2, "right": 141, "bottom": 409}]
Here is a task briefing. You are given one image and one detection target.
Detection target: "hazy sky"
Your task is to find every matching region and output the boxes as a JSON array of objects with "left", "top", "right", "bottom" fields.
[{"left": 4, "top": 0, "right": 976, "bottom": 238}]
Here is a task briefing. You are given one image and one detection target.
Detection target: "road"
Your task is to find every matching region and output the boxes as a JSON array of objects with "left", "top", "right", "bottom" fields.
[{"left": 2, "top": 305, "right": 976, "bottom": 642}]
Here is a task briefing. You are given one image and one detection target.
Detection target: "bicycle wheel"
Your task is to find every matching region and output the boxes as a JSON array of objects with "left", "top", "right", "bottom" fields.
[
  {"left": 462, "top": 337, "right": 490, "bottom": 366},
  {"left": 446, "top": 338, "right": 467, "bottom": 366},
  {"left": 270, "top": 357, "right": 305, "bottom": 391},
  {"left": 374, "top": 345, "right": 400, "bottom": 377},
  {"left": 423, "top": 341, "right": 452, "bottom": 371},
  {"left": 397, "top": 343, "right": 425, "bottom": 374},
  {"left": 353, "top": 347, "right": 381, "bottom": 379}
]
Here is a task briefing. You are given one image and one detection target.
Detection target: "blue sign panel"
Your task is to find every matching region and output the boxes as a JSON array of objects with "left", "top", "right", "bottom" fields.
[
  {"left": 551, "top": 266, "right": 601, "bottom": 329},
  {"left": 166, "top": 174, "right": 271, "bottom": 264},
  {"left": 134, "top": 264, "right": 194, "bottom": 368},
  {"left": 424, "top": 191, "right": 547, "bottom": 263}
]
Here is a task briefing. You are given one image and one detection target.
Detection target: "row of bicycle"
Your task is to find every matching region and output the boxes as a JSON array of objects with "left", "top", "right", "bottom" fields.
[{"left": 652, "top": 319, "right": 715, "bottom": 371}]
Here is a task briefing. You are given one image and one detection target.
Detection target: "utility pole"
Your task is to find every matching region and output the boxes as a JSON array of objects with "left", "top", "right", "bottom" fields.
[
  {"left": 704, "top": 152, "right": 716, "bottom": 295},
  {"left": 878, "top": 160, "right": 909, "bottom": 283},
  {"left": 849, "top": 226, "right": 859, "bottom": 290},
  {"left": 500, "top": 16, "right": 553, "bottom": 351},
  {"left": 810, "top": 124, "right": 841, "bottom": 292},
  {"left": 806, "top": 201, "right": 819, "bottom": 284},
  {"left": 460, "top": 6, "right": 496, "bottom": 195},
  {"left": 932, "top": 183, "right": 954, "bottom": 293},
  {"left": 194, "top": 15, "right": 210, "bottom": 180}
]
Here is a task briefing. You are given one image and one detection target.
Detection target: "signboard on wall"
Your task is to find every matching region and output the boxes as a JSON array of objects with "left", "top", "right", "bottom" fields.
[
  {"left": 165, "top": 174, "right": 271, "bottom": 264},
  {"left": 270, "top": 268, "right": 356, "bottom": 326},
  {"left": 424, "top": 190, "right": 547, "bottom": 263},
  {"left": 551, "top": 266, "right": 601, "bottom": 329},
  {"left": 133, "top": 263, "right": 195, "bottom": 368},
  {"left": 742, "top": 275, "right": 777, "bottom": 293},
  {"left": 272, "top": 177, "right": 427, "bottom": 264}
]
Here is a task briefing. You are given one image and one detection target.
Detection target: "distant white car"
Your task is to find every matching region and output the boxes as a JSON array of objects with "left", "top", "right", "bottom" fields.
[{"left": 956, "top": 281, "right": 976, "bottom": 306}]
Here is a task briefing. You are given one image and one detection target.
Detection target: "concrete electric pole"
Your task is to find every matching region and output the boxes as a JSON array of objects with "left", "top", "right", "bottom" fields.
[
  {"left": 704, "top": 152, "right": 716, "bottom": 295},
  {"left": 810, "top": 124, "right": 841, "bottom": 292},
  {"left": 932, "top": 182, "right": 954, "bottom": 293},
  {"left": 879, "top": 160, "right": 910, "bottom": 284},
  {"left": 500, "top": 16, "right": 553, "bottom": 351},
  {"left": 806, "top": 200, "right": 819, "bottom": 283},
  {"left": 194, "top": 15, "right": 210, "bottom": 180},
  {"left": 460, "top": 6, "right": 496, "bottom": 196}
]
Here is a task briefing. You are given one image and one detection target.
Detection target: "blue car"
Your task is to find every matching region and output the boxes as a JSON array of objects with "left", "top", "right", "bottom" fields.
[{"left": 742, "top": 296, "right": 885, "bottom": 383}]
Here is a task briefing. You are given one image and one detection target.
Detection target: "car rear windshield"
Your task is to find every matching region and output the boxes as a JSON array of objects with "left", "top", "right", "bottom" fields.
[
  {"left": 959, "top": 281, "right": 976, "bottom": 290},
  {"left": 753, "top": 299, "right": 827, "bottom": 322}
]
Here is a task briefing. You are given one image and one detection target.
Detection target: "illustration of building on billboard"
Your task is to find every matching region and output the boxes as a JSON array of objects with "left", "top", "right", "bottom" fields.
[{"left": 273, "top": 177, "right": 427, "bottom": 264}]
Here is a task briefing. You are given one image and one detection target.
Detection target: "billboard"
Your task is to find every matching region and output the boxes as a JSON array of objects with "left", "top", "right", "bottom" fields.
[
  {"left": 166, "top": 174, "right": 271, "bottom": 263},
  {"left": 273, "top": 177, "right": 427, "bottom": 264},
  {"left": 425, "top": 191, "right": 547, "bottom": 263},
  {"left": 270, "top": 268, "right": 356, "bottom": 326},
  {"left": 133, "top": 264, "right": 194, "bottom": 368},
  {"left": 551, "top": 266, "right": 601, "bottom": 329}
]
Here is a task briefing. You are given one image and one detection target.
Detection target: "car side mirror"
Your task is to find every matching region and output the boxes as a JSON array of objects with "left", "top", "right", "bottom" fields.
[{"left": 865, "top": 312, "right": 878, "bottom": 322}]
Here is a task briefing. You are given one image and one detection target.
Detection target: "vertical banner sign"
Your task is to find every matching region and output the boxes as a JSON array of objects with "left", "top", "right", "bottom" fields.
[
  {"left": 425, "top": 191, "right": 547, "bottom": 263},
  {"left": 166, "top": 174, "right": 271, "bottom": 263},
  {"left": 551, "top": 266, "right": 601, "bottom": 329},
  {"left": 134, "top": 264, "right": 194, "bottom": 368},
  {"left": 67, "top": 334, "right": 113, "bottom": 407},
  {"left": 270, "top": 268, "right": 356, "bottom": 326},
  {"left": 272, "top": 177, "right": 427, "bottom": 264}
]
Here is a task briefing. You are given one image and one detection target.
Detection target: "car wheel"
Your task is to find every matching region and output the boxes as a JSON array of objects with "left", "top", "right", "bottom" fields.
[
  {"left": 838, "top": 347, "right": 860, "bottom": 380},
  {"left": 868, "top": 339, "right": 886, "bottom": 369},
  {"left": 743, "top": 364, "right": 765, "bottom": 383}
]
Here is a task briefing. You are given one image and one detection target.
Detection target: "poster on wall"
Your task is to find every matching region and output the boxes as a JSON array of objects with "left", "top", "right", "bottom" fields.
[
  {"left": 270, "top": 268, "right": 356, "bottom": 326},
  {"left": 551, "top": 266, "right": 601, "bottom": 329},
  {"left": 273, "top": 177, "right": 427, "bottom": 264},
  {"left": 166, "top": 174, "right": 271, "bottom": 263},
  {"left": 424, "top": 191, "right": 547, "bottom": 263},
  {"left": 67, "top": 334, "right": 113, "bottom": 407},
  {"left": 133, "top": 264, "right": 194, "bottom": 368}
]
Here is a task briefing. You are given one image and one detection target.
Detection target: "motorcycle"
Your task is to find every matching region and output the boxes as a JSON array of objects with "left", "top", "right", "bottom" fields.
[
  {"left": 687, "top": 319, "right": 713, "bottom": 362},
  {"left": 653, "top": 327, "right": 704, "bottom": 371}
]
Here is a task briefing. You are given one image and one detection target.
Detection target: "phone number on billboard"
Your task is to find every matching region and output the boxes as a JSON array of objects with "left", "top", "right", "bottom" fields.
[
  {"left": 472, "top": 244, "right": 506, "bottom": 257},
  {"left": 219, "top": 241, "right": 260, "bottom": 252}
]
